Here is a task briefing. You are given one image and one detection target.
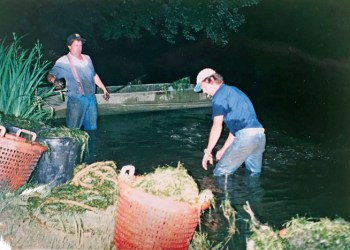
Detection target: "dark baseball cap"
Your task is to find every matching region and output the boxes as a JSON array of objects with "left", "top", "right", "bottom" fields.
[{"left": 66, "top": 33, "right": 86, "bottom": 45}]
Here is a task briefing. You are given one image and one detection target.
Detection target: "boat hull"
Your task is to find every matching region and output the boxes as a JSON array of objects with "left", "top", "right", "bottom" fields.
[{"left": 47, "top": 84, "right": 211, "bottom": 118}]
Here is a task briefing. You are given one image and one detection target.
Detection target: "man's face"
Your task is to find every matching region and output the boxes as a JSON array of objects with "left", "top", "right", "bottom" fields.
[
  {"left": 201, "top": 80, "right": 216, "bottom": 97},
  {"left": 68, "top": 40, "right": 83, "bottom": 54}
]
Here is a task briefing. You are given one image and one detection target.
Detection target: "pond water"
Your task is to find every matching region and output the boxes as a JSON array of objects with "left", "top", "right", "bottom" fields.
[
  {"left": 55, "top": 103, "right": 350, "bottom": 249},
  {"left": 48, "top": 2, "right": 350, "bottom": 247}
]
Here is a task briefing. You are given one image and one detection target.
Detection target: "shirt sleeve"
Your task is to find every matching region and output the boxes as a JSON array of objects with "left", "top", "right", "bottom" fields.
[
  {"left": 49, "top": 56, "right": 69, "bottom": 80},
  {"left": 212, "top": 91, "right": 227, "bottom": 118}
]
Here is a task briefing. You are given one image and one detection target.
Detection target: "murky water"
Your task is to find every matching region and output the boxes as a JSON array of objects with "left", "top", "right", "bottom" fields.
[{"left": 57, "top": 105, "right": 350, "bottom": 249}]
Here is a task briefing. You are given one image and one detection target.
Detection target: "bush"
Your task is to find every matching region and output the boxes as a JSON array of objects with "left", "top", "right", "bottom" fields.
[{"left": 0, "top": 33, "right": 55, "bottom": 123}]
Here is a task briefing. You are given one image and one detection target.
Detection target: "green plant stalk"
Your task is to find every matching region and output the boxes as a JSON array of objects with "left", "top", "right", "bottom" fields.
[
  {"left": 190, "top": 192, "right": 236, "bottom": 250},
  {"left": 0, "top": 33, "right": 56, "bottom": 122}
]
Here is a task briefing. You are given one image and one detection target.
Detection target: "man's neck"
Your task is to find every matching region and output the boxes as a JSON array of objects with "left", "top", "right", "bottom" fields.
[{"left": 69, "top": 52, "right": 83, "bottom": 60}]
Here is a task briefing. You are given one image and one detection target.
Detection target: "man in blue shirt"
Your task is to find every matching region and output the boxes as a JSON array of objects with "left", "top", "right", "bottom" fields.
[
  {"left": 194, "top": 68, "right": 266, "bottom": 177},
  {"left": 47, "top": 33, "right": 110, "bottom": 130}
]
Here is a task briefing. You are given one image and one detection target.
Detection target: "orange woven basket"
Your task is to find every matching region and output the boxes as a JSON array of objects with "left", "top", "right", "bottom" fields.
[
  {"left": 114, "top": 165, "right": 201, "bottom": 250},
  {"left": 0, "top": 125, "right": 47, "bottom": 191}
]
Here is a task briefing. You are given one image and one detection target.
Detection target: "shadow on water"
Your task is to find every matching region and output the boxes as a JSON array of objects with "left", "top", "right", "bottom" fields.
[{"left": 56, "top": 106, "right": 350, "bottom": 249}]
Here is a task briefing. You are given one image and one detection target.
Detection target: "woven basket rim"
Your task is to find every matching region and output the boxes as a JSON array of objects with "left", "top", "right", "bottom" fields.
[{"left": 117, "top": 177, "right": 203, "bottom": 210}]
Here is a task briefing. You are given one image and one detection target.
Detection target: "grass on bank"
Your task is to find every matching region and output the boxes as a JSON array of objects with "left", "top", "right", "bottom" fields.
[{"left": 0, "top": 162, "right": 236, "bottom": 249}]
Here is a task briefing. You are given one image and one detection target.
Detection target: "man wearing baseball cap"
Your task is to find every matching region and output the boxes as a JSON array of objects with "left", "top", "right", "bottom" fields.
[
  {"left": 47, "top": 33, "right": 110, "bottom": 131},
  {"left": 66, "top": 33, "right": 86, "bottom": 46},
  {"left": 194, "top": 68, "right": 266, "bottom": 177}
]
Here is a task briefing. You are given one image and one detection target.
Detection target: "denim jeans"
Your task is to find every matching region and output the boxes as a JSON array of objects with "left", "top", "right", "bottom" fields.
[
  {"left": 213, "top": 128, "right": 266, "bottom": 177},
  {"left": 66, "top": 95, "right": 98, "bottom": 130}
]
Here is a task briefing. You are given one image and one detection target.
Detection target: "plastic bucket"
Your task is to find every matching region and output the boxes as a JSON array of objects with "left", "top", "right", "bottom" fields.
[{"left": 30, "top": 137, "right": 83, "bottom": 186}]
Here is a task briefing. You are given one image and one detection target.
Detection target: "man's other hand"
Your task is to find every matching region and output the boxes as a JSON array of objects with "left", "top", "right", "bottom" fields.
[
  {"left": 53, "top": 79, "right": 64, "bottom": 90},
  {"left": 103, "top": 92, "right": 110, "bottom": 101}
]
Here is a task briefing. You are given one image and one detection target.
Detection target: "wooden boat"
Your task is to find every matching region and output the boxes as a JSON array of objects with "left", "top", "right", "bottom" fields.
[{"left": 47, "top": 83, "right": 211, "bottom": 118}]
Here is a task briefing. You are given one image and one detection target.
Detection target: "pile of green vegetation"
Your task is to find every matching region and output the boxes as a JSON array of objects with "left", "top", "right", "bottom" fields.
[
  {"left": 282, "top": 217, "right": 350, "bottom": 249},
  {"left": 0, "top": 111, "right": 51, "bottom": 131},
  {"left": 245, "top": 202, "right": 350, "bottom": 250},
  {"left": 131, "top": 163, "right": 204, "bottom": 206},
  {"left": 27, "top": 161, "right": 118, "bottom": 214},
  {"left": 171, "top": 76, "right": 190, "bottom": 91},
  {"left": 37, "top": 126, "right": 90, "bottom": 160},
  {"left": 38, "top": 126, "right": 89, "bottom": 143}
]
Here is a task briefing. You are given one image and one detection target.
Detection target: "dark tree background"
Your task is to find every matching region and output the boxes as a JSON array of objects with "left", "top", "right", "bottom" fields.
[
  {"left": 0, "top": 0, "right": 349, "bottom": 141},
  {"left": 0, "top": 0, "right": 261, "bottom": 84}
]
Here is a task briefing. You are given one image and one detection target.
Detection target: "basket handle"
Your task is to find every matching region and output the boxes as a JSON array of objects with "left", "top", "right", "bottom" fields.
[
  {"left": 120, "top": 165, "right": 135, "bottom": 179},
  {"left": 0, "top": 125, "right": 6, "bottom": 137},
  {"left": 16, "top": 129, "right": 37, "bottom": 141}
]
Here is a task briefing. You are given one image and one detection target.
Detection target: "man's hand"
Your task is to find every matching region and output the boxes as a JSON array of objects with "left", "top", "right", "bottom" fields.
[
  {"left": 216, "top": 148, "right": 225, "bottom": 161},
  {"left": 53, "top": 79, "right": 64, "bottom": 90},
  {"left": 103, "top": 92, "right": 110, "bottom": 101},
  {"left": 202, "top": 149, "right": 214, "bottom": 170}
]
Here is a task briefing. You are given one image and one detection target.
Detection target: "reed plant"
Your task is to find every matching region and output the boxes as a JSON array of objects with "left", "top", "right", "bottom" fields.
[{"left": 0, "top": 33, "right": 55, "bottom": 122}]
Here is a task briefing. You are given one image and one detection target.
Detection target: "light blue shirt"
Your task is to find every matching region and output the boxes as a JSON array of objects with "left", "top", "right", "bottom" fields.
[{"left": 49, "top": 54, "right": 96, "bottom": 97}]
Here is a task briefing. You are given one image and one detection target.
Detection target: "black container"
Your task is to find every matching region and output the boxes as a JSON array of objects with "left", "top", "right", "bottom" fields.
[
  {"left": 3, "top": 124, "right": 20, "bottom": 133},
  {"left": 30, "top": 137, "right": 83, "bottom": 186}
]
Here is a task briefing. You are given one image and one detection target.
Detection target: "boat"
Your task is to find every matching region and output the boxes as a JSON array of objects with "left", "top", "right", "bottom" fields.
[{"left": 47, "top": 83, "right": 211, "bottom": 118}]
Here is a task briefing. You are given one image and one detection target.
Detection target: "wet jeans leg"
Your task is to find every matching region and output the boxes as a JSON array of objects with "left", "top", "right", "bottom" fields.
[
  {"left": 213, "top": 136, "right": 248, "bottom": 176},
  {"left": 82, "top": 95, "right": 98, "bottom": 131},
  {"left": 213, "top": 131, "right": 266, "bottom": 177},
  {"left": 66, "top": 95, "right": 98, "bottom": 131},
  {"left": 244, "top": 133, "right": 266, "bottom": 176},
  {"left": 66, "top": 96, "right": 85, "bottom": 129}
]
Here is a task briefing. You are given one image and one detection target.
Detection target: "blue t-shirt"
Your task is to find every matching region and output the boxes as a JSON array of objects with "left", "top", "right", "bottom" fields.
[
  {"left": 49, "top": 53, "right": 96, "bottom": 97},
  {"left": 212, "top": 84, "right": 262, "bottom": 135}
]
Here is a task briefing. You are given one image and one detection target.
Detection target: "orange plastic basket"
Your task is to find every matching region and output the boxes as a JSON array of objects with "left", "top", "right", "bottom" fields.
[
  {"left": 114, "top": 165, "right": 201, "bottom": 250},
  {"left": 0, "top": 125, "right": 47, "bottom": 191}
]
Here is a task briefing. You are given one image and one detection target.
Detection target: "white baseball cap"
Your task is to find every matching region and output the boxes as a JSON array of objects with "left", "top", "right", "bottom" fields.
[{"left": 194, "top": 68, "right": 216, "bottom": 92}]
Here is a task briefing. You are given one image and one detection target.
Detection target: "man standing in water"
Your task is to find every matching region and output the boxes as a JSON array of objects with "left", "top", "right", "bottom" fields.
[
  {"left": 194, "top": 68, "right": 266, "bottom": 177},
  {"left": 47, "top": 33, "right": 110, "bottom": 130}
]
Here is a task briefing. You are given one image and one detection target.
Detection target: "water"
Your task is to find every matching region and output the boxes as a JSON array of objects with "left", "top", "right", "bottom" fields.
[
  {"left": 43, "top": 1, "right": 350, "bottom": 247},
  {"left": 58, "top": 105, "right": 350, "bottom": 249}
]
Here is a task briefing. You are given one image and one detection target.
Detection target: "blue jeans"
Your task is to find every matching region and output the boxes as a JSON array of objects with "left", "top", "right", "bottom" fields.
[
  {"left": 213, "top": 128, "right": 266, "bottom": 177},
  {"left": 66, "top": 95, "right": 98, "bottom": 130}
]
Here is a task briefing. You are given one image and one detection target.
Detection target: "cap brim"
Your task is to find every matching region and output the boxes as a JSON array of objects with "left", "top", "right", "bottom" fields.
[
  {"left": 67, "top": 38, "right": 86, "bottom": 45},
  {"left": 194, "top": 83, "right": 202, "bottom": 93}
]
